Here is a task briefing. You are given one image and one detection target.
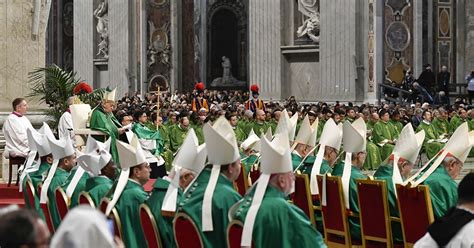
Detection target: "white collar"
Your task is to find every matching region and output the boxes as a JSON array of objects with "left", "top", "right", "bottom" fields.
[{"left": 423, "top": 120, "right": 431, "bottom": 125}]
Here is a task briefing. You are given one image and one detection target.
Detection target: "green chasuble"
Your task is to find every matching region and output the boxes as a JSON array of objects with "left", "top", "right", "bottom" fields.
[
  {"left": 146, "top": 178, "right": 181, "bottom": 248},
  {"left": 363, "top": 141, "right": 381, "bottom": 170},
  {"left": 23, "top": 162, "right": 50, "bottom": 220},
  {"left": 132, "top": 123, "right": 164, "bottom": 154},
  {"left": 192, "top": 123, "right": 205, "bottom": 145},
  {"left": 157, "top": 125, "right": 173, "bottom": 171},
  {"left": 84, "top": 176, "right": 113, "bottom": 206},
  {"left": 233, "top": 126, "right": 247, "bottom": 144},
  {"left": 241, "top": 153, "right": 259, "bottom": 175},
  {"left": 291, "top": 152, "right": 303, "bottom": 171},
  {"left": 432, "top": 117, "right": 450, "bottom": 136},
  {"left": 251, "top": 121, "right": 270, "bottom": 137},
  {"left": 332, "top": 163, "right": 366, "bottom": 240},
  {"left": 115, "top": 179, "right": 149, "bottom": 248},
  {"left": 177, "top": 168, "right": 242, "bottom": 248},
  {"left": 231, "top": 185, "right": 327, "bottom": 248},
  {"left": 389, "top": 120, "right": 403, "bottom": 139},
  {"left": 169, "top": 124, "right": 189, "bottom": 153},
  {"left": 89, "top": 106, "right": 122, "bottom": 164},
  {"left": 237, "top": 119, "right": 250, "bottom": 139},
  {"left": 317, "top": 120, "right": 326, "bottom": 141},
  {"left": 45, "top": 167, "right": 70, "bottom": 229},
  {"left": 449, "top": 115, "right": 464, "bottom": 133},
  {"left": 268, "top": 120, "right": 277, "bottom": 134},
  {"left": 422, "top": 166, "right": 458, "bottom": 219},
  {"left": 373, "top": 121, "right": 396, "bottom": 161},
  {"left": 416, "top": 121, "right": 443, "bottom": 159},
  {"left": 300, "top": 156, "right": 332, "bottom": 175},
  {"left": 373, "top": 164, "right": 403, "bottom": 243},
  {"left": 366, "top": 120, "right": 377, "bottom": 132},
  {"left": 62, "top": 167, "right": 90, "bottom": 208}
]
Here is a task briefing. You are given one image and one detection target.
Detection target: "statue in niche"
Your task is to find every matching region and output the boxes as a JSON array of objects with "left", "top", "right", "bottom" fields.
[
  {"left": 222, "top": 56, "right": 232, "bottom": 83},
  {"left": 210, "top": 55, "right": 246, "bottom": 87},
  {"left": 94, "top": 0, "right": 109, "bottom": 59},
  {"left": 148, "top": 21, "right": 170, "bottom": 68},
  {"left": 296, "top": 0, "right": 320, "bottom": 43}
]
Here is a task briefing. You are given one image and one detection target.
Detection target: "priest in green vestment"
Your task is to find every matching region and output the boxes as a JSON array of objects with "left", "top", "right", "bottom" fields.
[
  {"left": 331, "top": 118, "right": 368, "bottom": 241},
  {"left": 147, "top": 128, "right": 207, "bottom": 248},
  {"left": 409, "top": 122, "right": 471, "bottom": 219},
  {"left": 388, "top": 111, "right": 403, "bottom": 139},
  {"left": 79, "top": 148, "right": 116, "bottom": 207},
  {"left": 373, "top": 110, "right": 396, "bottom": 161},
  {"left": 40, "top": 135, "right": 76, "bottom": 230},
  {"left": 232, "top": 132, "right": 326, "bottom": 248},
  {"left": 177, "top": 117, "right": 242, "bottom": 248},
  {"left": 228, "top": 113, "right": 246, "bottom": 143},
  {"left": 291, "top": 115, "right": 316, "bottom": 171},
  {"left": 239, "top": 129, "right": 261, "bottom": 175},
  {"left": 364, "top": 112, "right": 382, "bottom": 170},
  {"left": 432, "top": 108, "right": 450, "bottom": 136},
  {"left": 374, "top": 124, "right": 425, "bottom": 243},
  {"left": 105, "top": 138, "right": 151, "bottom": 248},
  {"left": 89, "top": 89, "right": 125, "bottom": 164},
  {"left": 169, "top": 114, "right": 190, "bottom": 153},
  {"left": 62, "top": 167, "right": 90, "bottom": 208},
  {"left": 449, "top": 108, "right": 467, "bottom": 133},
  {"left": 251, "top": 110, "right": 270, "bottom": 137},
  {"left": 416, "top": 110, "right": 444, "bottom": 159}
]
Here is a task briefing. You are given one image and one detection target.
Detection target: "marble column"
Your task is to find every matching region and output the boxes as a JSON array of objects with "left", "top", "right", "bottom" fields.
[
  {"left": 413, "top": 0, "right": 423, "bottom": 76},
  {"left": 109, "top": 0, "right": 135, "bottom": 97},
  {"left": 320, "top": 0, "right": 358, "bottom": 101},
  {"left": 170, "top": 0, "right": 181, "bottom": 92},
  {"left": 248, "top": 0, "right": 281, "bottom": 100},
  {"left": 73, "top": 0, "right": 94, "bottom": 85}
]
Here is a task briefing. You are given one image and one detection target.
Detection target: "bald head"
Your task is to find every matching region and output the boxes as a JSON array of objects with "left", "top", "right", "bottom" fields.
[{"left": 255, "top": 109, "right": 266, "bottom": 122}]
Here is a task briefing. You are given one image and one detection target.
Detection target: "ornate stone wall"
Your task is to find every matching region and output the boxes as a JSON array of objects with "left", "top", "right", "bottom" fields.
[{"left": 0, "top": 0, "right": 47, "bottom": 111}]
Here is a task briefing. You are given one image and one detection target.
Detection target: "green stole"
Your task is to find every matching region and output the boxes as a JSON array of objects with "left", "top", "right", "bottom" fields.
[
  {"left": 132, "top": 122, "right": 164, "bottom": 154},
  {"left": 84, "top": 176, "right": 113, "bottom": 206},
  {"left": 231, "top": 185, "right": 326, "bottom": 248},
  {"left": 45, "top": 167, "right": 70, "bottom": 229},
  {"left": 252, "top": 121, "right": 269, "bottom": 137},
  {"left": 115, "top": 179, "right": 149, "bottom": 248},
  {"left": 89, "top": 106, "right": 122, "bottom": 163},
  {"left": 62, "top": 167, "right": 90, "bottom": 208},
  {"left": 178, "top": 168, "right": 242, "bottom": 248},
  {"left": 146, "top": 178, "right": 181, "bottom": 248}
]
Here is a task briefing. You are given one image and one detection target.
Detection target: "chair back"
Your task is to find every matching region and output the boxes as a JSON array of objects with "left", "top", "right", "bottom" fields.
[
  {"left": 99, "top": 198, "right": 109, "bottom": 213},
  {"left": 249, "top": 166, "right": 260, "bottom": 184},
  {"left": 227, "top": 220, "right": 255, "bottom": 248},
  {"left": 70, "top": 104, "right": 92, "bottom": 130},
  {"left": 55, "top": 187, "right": 69, "bottom": 220},
  {"left": 37, "top": 184, "right": 55, "bottom": 233},
  {"left": 317, "top": 175, "right": 353, "bottom": 247},
  {"left": 140, "top": 204, "right": 163, "bottom": 248},
  {"left": 293, "top": 173, "right": 316, "bottom": 225},
  {"left": 396, "top": 184, "right": 434, "bottom": 246},
  {"left": 108, "top": 207, "right": 123, "bottom": 239},
  {"left": 174, "top": 212, "right": 203, "bottom": 248},
  {"left": 25, "top": 179, "right": 36, "bottom": 209},
  {"left": 79, "top": 191, "right": 96, "bottom": 207},
  {"left": 234, "top": 165, "right": 249, "bottom": 196},
  {"left": 356, "top": 178, "right": 392, "bottom": 247}
]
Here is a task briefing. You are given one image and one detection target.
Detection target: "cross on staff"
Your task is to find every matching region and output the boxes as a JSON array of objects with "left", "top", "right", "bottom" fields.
[{"left": 150, "top": 86, "right": 161, "bottom": 129}]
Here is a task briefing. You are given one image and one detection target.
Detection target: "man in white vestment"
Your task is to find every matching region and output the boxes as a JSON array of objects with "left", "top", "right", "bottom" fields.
[
  {"left": 415, "top": 172, "right": 474, "bottom": 248},
  {"left": 2, "top": 98, "right": 34, "bottom": 158},
  {"left": 58, "top": 97, "right": 75, "bottom": 141}
]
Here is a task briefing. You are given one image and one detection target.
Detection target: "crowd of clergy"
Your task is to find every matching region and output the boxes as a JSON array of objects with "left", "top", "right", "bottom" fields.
[{"left": 1, "top": 82, "right": 474, "bottom": 247}]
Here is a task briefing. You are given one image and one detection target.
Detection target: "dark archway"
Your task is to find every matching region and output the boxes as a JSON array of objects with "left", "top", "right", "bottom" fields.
[{"left": 210, "top": 9, "right": 239, "bottom": 81}]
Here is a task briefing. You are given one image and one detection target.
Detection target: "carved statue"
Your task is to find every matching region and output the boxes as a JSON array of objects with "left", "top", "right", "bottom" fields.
[
  {"left": 94, "top": 0, "right": 109, "bottom": 58},
  {"left": 148, "top": 21, "right": 170, "bottom": 68},
  {"left": 296, "top": 0, "right": 320, "bottom": 43},
  {"left": 222, "top": 56, "right": 232, "bottom": 83}
]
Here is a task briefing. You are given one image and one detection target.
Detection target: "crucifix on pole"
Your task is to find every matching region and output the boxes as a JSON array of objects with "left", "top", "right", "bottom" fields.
[{"left": 150, "top": 86, "right": 161, "bottom": 129}]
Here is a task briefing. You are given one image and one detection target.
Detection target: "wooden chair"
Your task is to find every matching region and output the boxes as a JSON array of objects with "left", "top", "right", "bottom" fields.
[
  {"left": 317, "top": 175, "right": 361, "bottom": 247},
  {"left": 249, "top": 165, "right": 260, "bottom": 184},
  {"left": 78, "top": 191, "right": 96, "bottom": 207},
  {"left": 234, "top": 165, "right": 250, "bottom": 196},
  {"left": 139, "top": 204, "right": 163, "bottom": 248},
  {"left": 24, "top": 179, "right": 36, "bottom": 209},
  {"left": 173, "top": 212, "right": 203, "bottom": 248},
  {"left": 55, "top": 187, "right": 69, "bottom": 220},
  {"left": 8, "top": 156, "right": 25, "bottom": 187},
  {"left": 227, "top": 219, "right": 255, "bottom": 248},
  {"left": 292, "top": 173, "right": 316, "bottom": 226},
  {"left": 37, "top": 184, "right": 55, "bottom": 233},
  {"left": 70, "top": 104, "right": 107, "bottom": 148},
  {"left": 99, "top": 198, "right": 110, "bottom": 213},
  {"left": 396, "top": 184, "right": 434, "bottom": 247},
  {"left": 108, "top": 207, "right": 123, "bottom": 239},
  {"left": 356, "top": 178, "right": 396, "bottom": 248}
]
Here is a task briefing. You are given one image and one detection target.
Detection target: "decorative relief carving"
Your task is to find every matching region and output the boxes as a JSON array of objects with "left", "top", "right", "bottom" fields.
[
  {"left": 63, "top": 2, "right": 73, "bottom": 37},
  {"left": 438, "top": 7, "right": 450, "bottom": 38},
  {"left": 385, "top": 0, "right": 410, "bottom": 16},
  {"left": 94, "top": 0, "right": 108, "bottom": 59},
  {"left": 147, "top": 21, "right": 170, "bottom": 68},
  {"left": 385, "top": 21, "right": 410, "bottom": 52},
  {"left": 149, "top": 0, "right": 168, "bottom": 9},
  {"left": 296, "top": 0, "right": 320, "bottom": 43}
]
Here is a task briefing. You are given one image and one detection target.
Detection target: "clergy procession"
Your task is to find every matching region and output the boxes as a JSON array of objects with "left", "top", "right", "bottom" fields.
[{"left": 0, "top": 81, "right": 474, "bottom": 248}]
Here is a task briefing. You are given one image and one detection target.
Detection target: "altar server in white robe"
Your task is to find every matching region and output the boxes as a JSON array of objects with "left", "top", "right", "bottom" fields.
[{"left": 2, "top": 98, "right": 33, "bottom": 158}]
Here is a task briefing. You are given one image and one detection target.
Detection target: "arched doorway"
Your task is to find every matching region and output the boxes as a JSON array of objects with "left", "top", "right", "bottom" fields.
[{"left": 207, "top": 3, "right": 247, "bottom": 89}]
